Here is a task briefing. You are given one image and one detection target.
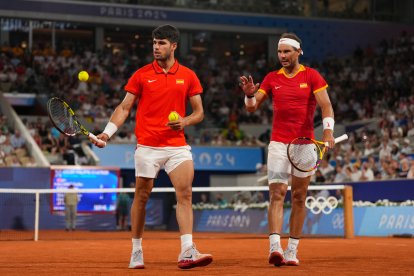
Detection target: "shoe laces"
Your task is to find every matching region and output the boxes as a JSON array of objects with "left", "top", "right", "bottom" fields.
[
  {"left": 284, "top": 249, "right": 297, "bottom": 260},
  {"left": 132, "top": 249, "right": 143, "bottom": 262},
  {"left": 270, "top": 243, "right": 282, "bottom": 253},
  {"left": 181, "top": 243, "right": 200, "bottom": 258}
]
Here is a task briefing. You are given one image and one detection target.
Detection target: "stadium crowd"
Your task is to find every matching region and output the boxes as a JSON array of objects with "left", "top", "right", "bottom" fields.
[{"left": 0, "top": 31, "right": 413, "bottom": 183}]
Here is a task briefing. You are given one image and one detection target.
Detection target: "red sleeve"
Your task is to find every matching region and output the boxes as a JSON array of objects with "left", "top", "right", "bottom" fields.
[
  {"left": 258, "top": 72, "right": 273, "bottom": 95},
  {"left": 124, "top": 70, "right": 142, "bottom": 96},
  {"left": 188, "top": 70, "right": 203, "bottom": 97},
  {"left": 309, "top": 68, "right": 328, "bottom": 93}
]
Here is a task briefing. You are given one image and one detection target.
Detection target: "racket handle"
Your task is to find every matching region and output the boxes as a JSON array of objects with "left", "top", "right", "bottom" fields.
[
  {"left": 88, "top": 133, "right": 107, "bottom": 147},
  {"left": 324, "top": 134, "right": 349, "bottom": 146},
  {"left": 335, "top": 134, "right": 348, "bottom": 143}
]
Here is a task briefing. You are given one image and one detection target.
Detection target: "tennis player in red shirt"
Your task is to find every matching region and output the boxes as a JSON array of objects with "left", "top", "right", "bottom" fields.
[
  {"left": 93, "top": 25, "right": 212, "bottom": 270},
  {"left": 239, "top": 33, "right": 335, "bottom": 266}
]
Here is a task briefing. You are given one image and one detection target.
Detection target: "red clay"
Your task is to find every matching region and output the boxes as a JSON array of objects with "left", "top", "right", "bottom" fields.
[{"left": 0, "top": 230, "right": 413, "bottom": 275}]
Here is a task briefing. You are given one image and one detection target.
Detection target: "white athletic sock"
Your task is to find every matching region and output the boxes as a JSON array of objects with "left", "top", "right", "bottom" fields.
[
  {"left": 132, "top": 238, "right": 142, "bottom": 252},
  {"left": 181, "top": 234, "right": 193, "bottom": 252},
  {"left": 287, "top": 237, "right": 299, "bottom": 251},
  {"left": 269, "top": 233, "right": 281, "bottom": 246}
]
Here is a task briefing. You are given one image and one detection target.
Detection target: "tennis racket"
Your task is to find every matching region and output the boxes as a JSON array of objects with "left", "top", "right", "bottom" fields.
[
  {"left": 47, "top": 97, "right": 106, "bottom": 146},
  {"left": 287, "top": 134, "right": 348, "bottom": 172}
]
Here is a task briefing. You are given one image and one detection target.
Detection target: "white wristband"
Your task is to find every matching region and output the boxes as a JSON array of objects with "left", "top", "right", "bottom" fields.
[
  {"left": 323, "top": 117, "right": 334, "bottom": 130},
  {"left": 244, "top": 95, "right": 256, "bottom": 107},
  {"left": 103, "top": 121, "right": 118, "bottom": 138}
]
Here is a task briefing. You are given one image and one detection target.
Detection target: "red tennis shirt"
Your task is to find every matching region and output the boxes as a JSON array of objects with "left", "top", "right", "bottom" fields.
[
  {"left": 124, "top": 60, "right": 203, "bottom": 147},
  {"left": 258, "top": 64, "right": 328, "bottom": 143}
]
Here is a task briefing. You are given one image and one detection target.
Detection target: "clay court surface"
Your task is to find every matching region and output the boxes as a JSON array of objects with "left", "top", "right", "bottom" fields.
[{"left": 1, "top": 231, "right": 413, "bottom": 275}]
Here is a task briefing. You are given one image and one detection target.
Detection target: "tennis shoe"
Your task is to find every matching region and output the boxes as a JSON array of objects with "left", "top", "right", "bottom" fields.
[
  {"left": 268, "top": 243, "right": 285, "bottom": 266},
  {"left": 284, "top": 249, "right": 299, "bottom": 266},
  {"left": 178, "top": 243, "right": 213, "bottom": 269},
  {"left": 128, "top": 249, "right": 145, "bottom": 269}
]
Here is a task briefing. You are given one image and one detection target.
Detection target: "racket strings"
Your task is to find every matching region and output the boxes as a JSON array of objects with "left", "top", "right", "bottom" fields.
[
  {"left": 48, "top": 99, "right": 80, "bottom": 135},
  {"left": 288, "top": 139, "right": 321, "bottom": 171}
]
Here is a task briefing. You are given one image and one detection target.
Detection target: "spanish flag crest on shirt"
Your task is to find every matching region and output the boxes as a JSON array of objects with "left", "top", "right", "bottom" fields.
[{"left": 176, "top": 79, "right": 184, "bottom": 84}]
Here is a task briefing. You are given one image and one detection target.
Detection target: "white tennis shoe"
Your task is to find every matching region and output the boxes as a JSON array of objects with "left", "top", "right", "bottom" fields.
[
  {"left": 284, "top": 249, "right": 299, "bottom": 266},
  {"left": 128, "top": 249, "right": 145, "bottom": 269},
  {"left": 178, "top": 243, "right": 213, "bottom": 269},
  {"left": 268, "top": 243, "right": 285, "bottom": 266}
]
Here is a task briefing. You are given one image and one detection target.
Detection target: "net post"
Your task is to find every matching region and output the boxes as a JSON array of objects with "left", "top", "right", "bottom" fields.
[
  {"left": 34, "top": 192, "right": 40, "bottom": 241},
  {"left": 343, "top": 185, "right": 354, "bottom": 239}
]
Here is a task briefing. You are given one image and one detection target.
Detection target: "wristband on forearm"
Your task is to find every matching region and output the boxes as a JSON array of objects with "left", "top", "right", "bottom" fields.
[
  {"left": 103, "top": 121, "right": 118, "bottom": 138},
  {"left": 244, "top": 95, "right": 256, "bottom": 107},
  {"left": 323, "top": 117, "right": 334, "bottom": 130}
]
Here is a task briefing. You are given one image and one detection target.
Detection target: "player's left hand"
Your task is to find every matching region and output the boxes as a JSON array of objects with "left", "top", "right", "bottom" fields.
[
  {"left": 239, "top": 75, "right": 259, "bottom": 97},
  {"left": 166, "top": 115, "right": 186, "bottom": 131}
]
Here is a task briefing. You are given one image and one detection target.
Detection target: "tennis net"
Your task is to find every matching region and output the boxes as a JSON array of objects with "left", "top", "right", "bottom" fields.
[{"left": 0, "top": 185, "right": 353, "bottom": 241}]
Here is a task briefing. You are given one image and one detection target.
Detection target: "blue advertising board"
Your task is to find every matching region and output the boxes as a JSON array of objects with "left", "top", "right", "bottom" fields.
[
  {"left": 356, "top": 206, "right": 414, "bottom": 236},
  {"left": 93, "top": 145, "right": 263, "bottom": 172},
  {"left": 195, "top": 208, "right": 345, "bottom": 236},
  {"left": 188, "top": 206, "right": 414, "bottom": 236}
]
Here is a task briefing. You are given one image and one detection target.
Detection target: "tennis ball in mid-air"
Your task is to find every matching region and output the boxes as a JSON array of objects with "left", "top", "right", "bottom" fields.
[
  {"left": 78, "top": 71, "right": 89, "bottom": 82},
  {"left": 168, "top": 111, "right": 179, "bottom": 122}
]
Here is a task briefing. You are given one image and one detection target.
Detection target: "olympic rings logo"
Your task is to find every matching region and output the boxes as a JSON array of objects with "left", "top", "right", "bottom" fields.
[{"left": 305, "top": 196, "right": 338, "bottom": 215}]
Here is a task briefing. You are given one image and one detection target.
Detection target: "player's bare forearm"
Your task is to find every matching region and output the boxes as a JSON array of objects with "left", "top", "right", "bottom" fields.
[
  {"left": 183, "top": 110, "right": 204, "bottom": 126},
  {"left": 167, "top": 94, "right": 204, "bottom": 131},
  {"left": 97, "top": 92, "right": 136, "bottom": 142},
  {"left": 315, "top": 89, "right": 335, "bottom": 146},
  {"left": 184, "top": 95, "right": 204, "bottom": 126},
  {"left": 109, "top": 102, "right": 131, "bottom": 127}
]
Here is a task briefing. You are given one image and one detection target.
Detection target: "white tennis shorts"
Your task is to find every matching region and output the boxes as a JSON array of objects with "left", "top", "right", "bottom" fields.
[
  {"left": 134, "top": 144, "right": 193, "bottom": 178},
  {"left": 267, "top": 141, "right": 314, "bottom": 185}
]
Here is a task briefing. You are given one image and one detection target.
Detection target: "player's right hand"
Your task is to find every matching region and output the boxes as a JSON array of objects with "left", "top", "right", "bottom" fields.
[
  {"left": 92, "top": 133, "right": 109, "bottom": 148},
  {"left": 239, "top": 75, "right": 260, "bottom": 97}
]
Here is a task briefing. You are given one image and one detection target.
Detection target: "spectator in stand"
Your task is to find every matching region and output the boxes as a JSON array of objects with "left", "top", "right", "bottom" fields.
[
  {"left": 350, "top": 163, "right": 362, "bottom": 182},
  {"left": 378, "top": 139, "right": 392, "bottom": 161},
  {"left": 41, "top": 131, "right": 58, "bottom": 153},
  {"left": 250, "top": 191, "right": 265, "bottom": 204},
  {"left": 314, "top": 170, "right": 326, "bottom": 184},
  {"left": 222, "top": 122, "right": 243, "bottom": 143},
  {"left": 318, "top": 158, "right": 335, "bottom": 180},
  {"left": 390, "top": 142, "right": 400, "bottom": 160},
  {"left": 399, "top": 157, "right": 411, "bottom": 178},
  {"left": 198, "top": 193, "right": 209, "bottom": 205},
  {"left": 359, "top": 162, "right": 374, "bottom": 181},
  {"left": 400, "top": 138, "right": 412, "bottom": 155},
  {"left": 10, "top": 130, "right": 26, "bottom": 149},
  {"left": 215, "top": 193, "right": 228, "bottom": 207},
  {"left": 333, "top": 165, "right": 348, "bottom": 183},
  {"left": 407, "top": 122, "right": 414, "bottom": 137},
  {"left": 362, "top": 141, "right": 375, "bottom": 157},
  {"left": 1, "top": 136, "right": 14, "bottom": 156}
]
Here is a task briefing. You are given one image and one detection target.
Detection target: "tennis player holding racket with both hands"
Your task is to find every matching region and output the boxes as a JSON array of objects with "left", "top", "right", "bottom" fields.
[{"left": 240, "top": 32, "right": 343, "bottom": 267}]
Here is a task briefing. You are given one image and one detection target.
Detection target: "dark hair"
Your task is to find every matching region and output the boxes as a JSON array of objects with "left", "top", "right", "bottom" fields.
[
  {"left": 280, "top": 32, "right": 302, "bottom": 48},
  {"left": 152, "top": 25, "right": 180, "bottom": 43}
]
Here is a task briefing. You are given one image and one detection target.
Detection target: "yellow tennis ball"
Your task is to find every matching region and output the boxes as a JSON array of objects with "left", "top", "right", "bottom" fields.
[
  {"left": 168, "top": 111, "right": 179, "bottom": 122},
  {"left": 78, "top": 71, "right": 89, "bottom": 82}
]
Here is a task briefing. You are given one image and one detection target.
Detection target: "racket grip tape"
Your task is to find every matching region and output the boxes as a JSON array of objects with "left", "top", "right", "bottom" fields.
[
  {"left": 88, "top": 133, "right": 107, "bottom": 147},
  {"left": 324, "top": 134, "right": 349, "bottom": 146}
]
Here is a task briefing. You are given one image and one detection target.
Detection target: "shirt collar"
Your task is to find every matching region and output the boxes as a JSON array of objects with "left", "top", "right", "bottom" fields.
[
  {"left": 277, "top": 64, "right": 306, "bottom": 78},
  {"left": 152, "top": 59, "right": 179, "bottom": 74}
]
